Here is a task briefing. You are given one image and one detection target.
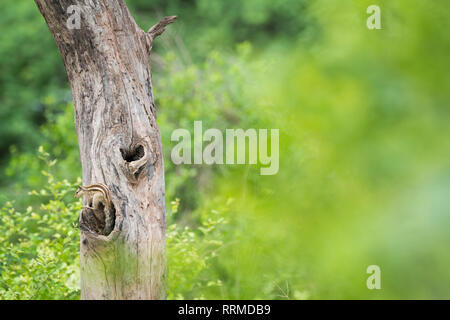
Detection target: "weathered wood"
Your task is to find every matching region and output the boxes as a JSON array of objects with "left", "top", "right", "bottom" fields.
[{"left": 34, "top": 0, "right": 175, "bottom": 299}]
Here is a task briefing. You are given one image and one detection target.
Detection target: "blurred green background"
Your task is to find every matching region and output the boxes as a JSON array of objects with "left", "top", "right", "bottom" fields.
[{"left": 0, "top": 0, "right": 449, "bottom": 299}]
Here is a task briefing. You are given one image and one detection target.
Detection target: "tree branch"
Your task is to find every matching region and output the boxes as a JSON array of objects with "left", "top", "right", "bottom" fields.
[{"left": 147, "top": 16, "right": 177, "bottom": 40}]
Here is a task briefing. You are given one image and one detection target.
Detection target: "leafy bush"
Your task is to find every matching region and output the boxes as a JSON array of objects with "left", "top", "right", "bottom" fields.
[
  {"left": 0, "top": 148, "right": 81, "bottom": 299},
  {"left": 167, "top": 198, "right": 228, "bottom": 299}
]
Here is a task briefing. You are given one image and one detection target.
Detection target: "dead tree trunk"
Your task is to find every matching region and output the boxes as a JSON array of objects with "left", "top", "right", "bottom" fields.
[{"left": 34, "top": 0, "right": 175, "bottom": 299}]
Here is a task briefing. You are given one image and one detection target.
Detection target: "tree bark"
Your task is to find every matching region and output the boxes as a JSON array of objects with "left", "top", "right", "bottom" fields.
[{"left": 34, "top": 0, "right": 175, "bottom": 299}]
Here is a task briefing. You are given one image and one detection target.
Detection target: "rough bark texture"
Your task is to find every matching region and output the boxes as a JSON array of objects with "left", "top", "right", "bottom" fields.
[{"left": 34, "top": 0, "right": 175, "bottom": 299}]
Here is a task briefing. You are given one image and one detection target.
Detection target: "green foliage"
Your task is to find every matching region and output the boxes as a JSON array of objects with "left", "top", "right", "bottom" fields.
[
  {"left": 167, "top": 206, "right": 228, "bottom": 299},
  {"left": 6, "top": 103, "right": 80, "bottom": 193},
  {"left": 0, "top": 0, "right": 66, "bottom": 167},
  {"left": 1, "top": 0, "right": 450, "bottom": 300},
  {"left": 0, "top": 148, "right": 81, "bottom": 299},
  {"left": 157, "top": 45, "right": 259, "bottom": 211},
  {"left": 225, "top": 0, "right": 450, "bottom": 299}
]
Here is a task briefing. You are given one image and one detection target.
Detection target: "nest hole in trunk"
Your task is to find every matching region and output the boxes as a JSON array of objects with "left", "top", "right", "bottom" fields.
[
  {"left": 80, "top": 202, "right": 116, "bottom": 236},
  {"left": 120, "top": 144, "right": 148, "bottom": 180},
  {"left": 120, "top": 144, "right": 145, "bottom": 162}
]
